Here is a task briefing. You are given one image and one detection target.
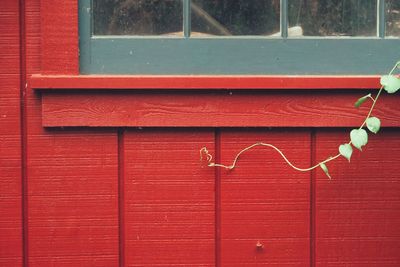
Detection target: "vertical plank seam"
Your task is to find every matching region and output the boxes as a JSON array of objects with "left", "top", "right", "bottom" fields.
[
  {"left": 310, "top": 130, "right": 317, "bottom": 267},
  {"left": 19, "top": 0, "right": 29, "bottom": 266},
  {"left": 118, "top": 129, "right": 125, "bottom": 267},
  {"left": 215, "top": 129, "right": 221, "bottom": 267}
]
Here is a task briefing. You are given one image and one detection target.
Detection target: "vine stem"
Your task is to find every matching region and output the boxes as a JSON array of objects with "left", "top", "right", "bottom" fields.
[
  {"left": 201, "top": 144, "right": 340, "bottom": 172},
  {"left": 200, "top": 62, "right": 399, "bottom": 175}
]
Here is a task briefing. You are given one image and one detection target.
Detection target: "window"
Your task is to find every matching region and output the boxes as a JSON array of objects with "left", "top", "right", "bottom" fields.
[{"left": 79, "top": 0, "right": 400, "bottom": 74}]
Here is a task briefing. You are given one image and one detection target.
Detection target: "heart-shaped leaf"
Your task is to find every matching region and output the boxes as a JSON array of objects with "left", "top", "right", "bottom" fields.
[
  {"left": 339, "top": 143, "right": 353, "bottom": 162},
  {"left": 380, "top": 75, "right": 400, "bottom": 94},
  {"left": 350, "top": 129, "right": 368, "bottom": 151},
  {"left": 366, "top": 117, "right": 381, "bottom": 134},
  {"left": 354, "top": 93, "right": 372, "bottom": 108},
  {"left": 320, "top": 163, "right": 331, "bottom": 180}
]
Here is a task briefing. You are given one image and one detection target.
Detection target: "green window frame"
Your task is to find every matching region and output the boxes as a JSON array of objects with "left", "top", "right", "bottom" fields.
[{"left": 79, "top": 0, "right": 400, "bottom": 75}]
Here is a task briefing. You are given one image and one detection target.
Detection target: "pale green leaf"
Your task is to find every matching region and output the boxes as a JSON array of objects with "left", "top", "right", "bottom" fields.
[
  {"left": 380, "top": 75, "right": 400, "bottom": 94},
  {"left": 339, "top": 144, "right": 353, "bottom": 162},
  {"left": 320, "top": 163, "right": 331, "bottom": 180},
  {"left": 350, "top": 129, "right": 368, "bottom": 150},
  {"left": 354, "top": 93, "right": 372, "bottom": 108},
  {"left": 366, "top": 117, "right": 381, "bottom": 134}
]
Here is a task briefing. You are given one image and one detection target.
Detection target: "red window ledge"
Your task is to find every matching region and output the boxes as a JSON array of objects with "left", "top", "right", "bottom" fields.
[
  {"left": 30, "top": 75, "right": 400, "bottom": 128},
  {"left": 30, "top": 75, "right": 381, "bottom": 90}
]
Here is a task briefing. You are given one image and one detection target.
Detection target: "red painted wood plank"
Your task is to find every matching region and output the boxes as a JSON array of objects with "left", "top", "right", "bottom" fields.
[
  {"left": 40, "top": 1, "right": 78, "bottom": 74},
  {"left": 0, "top": 1, "right": 22, "bottom": 266},
  {"left": 30, "top": 74, "right": 382, "bottom": 90},
  {"left": 123, "top": 129, "right": 215, "bottom": 266},
  {"left": 315, "top": 130, "right": 400, "bottom": 266},
  {"left": 41, "top": 91, "right": 400, "bottom": 127},
  {"left": 27, "top": 133, "right": 119, "bottom": 266},
  {"left": 21, "top": 1, "right": 400, "bottom": 267},
  {"left": 219, "top": 130, "right": 311, "bottom": 265},
  {"left": 23, "top": 0, "right": 41, "bottom": 265},
  {"left": 25, "top": 1, "right": 121, "bottom": 265}
]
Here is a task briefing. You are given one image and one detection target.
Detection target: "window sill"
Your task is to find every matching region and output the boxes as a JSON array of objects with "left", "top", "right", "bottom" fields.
[
  {"left": 29, "top": 75, "right": 400, "bottom": 128},
  {"left": 30, "top": 74, "right": 380, "bottom": 90}
]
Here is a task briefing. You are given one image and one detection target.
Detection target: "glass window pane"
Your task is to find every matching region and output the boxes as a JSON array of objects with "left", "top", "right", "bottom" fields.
[
  {"left": 288, "top": 0, "right": 377, "bottom": 37},
  {"left": 386, "top": 0, "right": 400, "bottom": 37},
  {"left": 93, "top": 0, "right": 183, "bottom": 36},
  {"left": 191, "top": 0, "right": 280, "bottom": 36}
]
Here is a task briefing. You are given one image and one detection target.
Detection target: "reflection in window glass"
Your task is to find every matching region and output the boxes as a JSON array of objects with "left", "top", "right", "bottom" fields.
[
  {"left": 191, "top": 0, "right": 280, "bottom": 36},
  {"left": 288, "top": 0, "right": 377, "bottom": 37},
  {"left": 93, "top": 0, "right": 182, "bottom": 35},
  {"left": 386, "top": 0, "right": 400, "bottom": 37}
]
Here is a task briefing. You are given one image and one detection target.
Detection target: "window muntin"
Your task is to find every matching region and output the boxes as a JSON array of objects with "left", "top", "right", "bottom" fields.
[{"left": 81, "top": 0, "right": 400, "bottom": 74}]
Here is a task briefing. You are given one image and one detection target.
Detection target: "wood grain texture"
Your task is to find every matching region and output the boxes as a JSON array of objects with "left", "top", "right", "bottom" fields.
[
  {"left": 25, "top": 1, "right": 120, "bottom": 266},
  {"left": 124, "top": 129, "right": 215, "bottom": 266},
  {"left": 0, "top": 0, "right": 22, "bottom": 266},
  {"left": 41, "top": 91, "right": 400, "bottom": 127},
  {"left": 6, "top": 0, "right": 400, "bottom": 265},
  {"left": 22, "top": 0, "right": 41, "bottom": 265},
  {"left": 315, "top": 129, "right": 400, "bottom": 266},
  {"left": 220, "top": 130, "right": 311, "bottom": 266},
  {"left": 30, "top": 75, "right": 382, "bottom": 90},
  {"left": 27, "top": 132, "right": 119, "bottom": 266},
  {"left": 40, "top": 0, "right": 78, "bottom": 74}
]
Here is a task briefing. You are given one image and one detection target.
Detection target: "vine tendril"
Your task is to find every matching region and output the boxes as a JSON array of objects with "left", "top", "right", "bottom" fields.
[{"left": 200, "top": 62, "right": 400, "bottom": 178}]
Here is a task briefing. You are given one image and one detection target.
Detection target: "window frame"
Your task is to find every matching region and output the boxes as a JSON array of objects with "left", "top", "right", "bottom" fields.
[
  {"left": 33, "top": 0, "right": 400, "bottom": 129},
  {"left": 80, "top": 0, "right": 400, "bottom": 75}
]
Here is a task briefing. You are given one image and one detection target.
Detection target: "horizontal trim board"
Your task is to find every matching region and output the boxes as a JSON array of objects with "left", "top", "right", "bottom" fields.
[
  {"left": 30, "top": 75, "right": 381, "bottom": 90},
  {"left": 82, "top": 38, "right": 400, "bottom": 75},
  {"left": 41, "top": 91, "right": 400, "bottom": 127}
]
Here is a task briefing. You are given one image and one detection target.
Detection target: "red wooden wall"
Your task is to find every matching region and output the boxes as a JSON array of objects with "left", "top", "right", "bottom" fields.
[
  {"left": 0, "top": 1, "right": 22, "bottom": 265},
  {"left": 1, "top": 1, "right": 400, "bottom": 266}
]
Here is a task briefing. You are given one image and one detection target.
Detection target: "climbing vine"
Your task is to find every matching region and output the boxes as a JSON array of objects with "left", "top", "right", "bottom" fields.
[{"left": 200, "top": 61, "right": 400, "bottom": 179}]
